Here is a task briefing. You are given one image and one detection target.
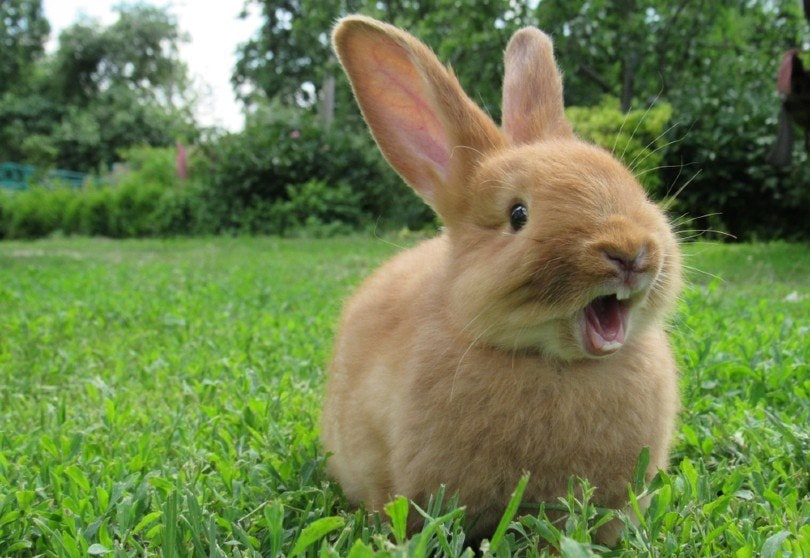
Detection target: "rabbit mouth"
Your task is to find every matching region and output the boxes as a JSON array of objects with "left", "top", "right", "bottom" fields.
[{"left": 582, "top": 294, "right": 630, "bottom": 356}]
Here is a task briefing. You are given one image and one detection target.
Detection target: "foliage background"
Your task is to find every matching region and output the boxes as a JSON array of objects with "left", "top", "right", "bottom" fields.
[{"left": 1, "top": 0, "right": 809, "bottom": 240}]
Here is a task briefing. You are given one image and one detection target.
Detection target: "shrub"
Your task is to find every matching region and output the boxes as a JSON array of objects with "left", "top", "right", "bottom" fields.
[
  {"left": 0, "top": 145, "right": 199, "bottom": 239},
  {"left": 0, "top": 187, "right": 75, "bottom": 239},
  {"left": 73, "top": 186, "right": 117, "bottom": 237},
  {"left": 278, "top": 179, "right": 368, "bottom": 237},
  {"left": 197, "top": 103, "right": 431, "bottom": 234},
  {"left": 151, "top": 182, "right": 213, "bottom": 236},
  {"left": 566, "top": 97, "right": 673, "bottom": 194},
  {"left": 115, "top": 145, "right": 178, "bottom": 190},
  {"left": 112, "top": 180, "right": 166, "bottom": 237},
  {"left": 662, "top": 54, "right": 810, "bottom": 241}
]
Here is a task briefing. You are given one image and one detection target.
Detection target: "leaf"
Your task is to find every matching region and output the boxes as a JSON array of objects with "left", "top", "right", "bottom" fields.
[
  {"left": 413, "top": 507, "right": 466, "bottom": 557},
  {"left": 131, "top": 510, "right": 163, "bottom": 535},
  {"left": 632, "top": 446, "right": 651, "bottom": 492},
  {"left": 627, "top": 487, "right": 647, "bottom": 530},
  {"left": 88, "top": 543, "right": 112, "bottom": 555},
  {"left": 263, "top": 499, "right": 285, "bottom": 557},
  {"left": 149, "top": 476, "right": 175, "bottom": 494},
  {"left": 652, "top": 484, "right": 672, "bottom": 521},
  {"left": 162, "top": 491, "right": 180, "bottom": 556},
  {"left": 15, "top": 490, "right": 35, "bottom": 511},
  {"left": 678, "top": 457, "right": 698, "bottom": 497},
  {"left": 490, "top": 473, "right": 529, "bottom": 552},
  {"left": 65, "top": 465, "right": 90, "bottom": 492},
  {"left": 5, "top": 541, "right": 33, "bottom": 553},
  {"left": 384, "top": 495, "right": 409, "bottom": 544},
  {"left": 290, "top": 516, "right": 345, "bottom": 557},
  {"left": 761, "top": 530, "right": 790, "bottom": 558},
  {"left": 559, "top": 536, "right": 594, "bottom": 558},
  {"left": 347, "top": 539, "right": 376, "bottom": 558},
  {"left": 702, "top": 494, "right": 732, "bottom": 517},
  {"left": 0, "top": 510, "right": 22, "bottom": 528}
]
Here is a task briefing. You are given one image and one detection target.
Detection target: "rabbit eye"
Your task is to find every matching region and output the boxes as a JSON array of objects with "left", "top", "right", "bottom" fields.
[{"left": 510, "top": 203, "right": 528, "bottom": 231}]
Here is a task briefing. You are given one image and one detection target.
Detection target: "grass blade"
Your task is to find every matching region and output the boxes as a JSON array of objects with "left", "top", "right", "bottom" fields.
[{"left": 489, "top": 473, "right": 529, "bottom": 552}]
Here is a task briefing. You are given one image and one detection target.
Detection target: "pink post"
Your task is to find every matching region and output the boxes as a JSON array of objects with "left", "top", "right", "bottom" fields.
[{"left": 176, "top": 141, "right": 188, "bottom": 180}]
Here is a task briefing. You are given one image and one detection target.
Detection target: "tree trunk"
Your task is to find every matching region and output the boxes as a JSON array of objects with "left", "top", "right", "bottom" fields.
[
  {"left": 621, "top": 50, "right": 639, "bottom": 113},
  {"left": 615, "top": 0, "right": 639, "bottom": 113}
]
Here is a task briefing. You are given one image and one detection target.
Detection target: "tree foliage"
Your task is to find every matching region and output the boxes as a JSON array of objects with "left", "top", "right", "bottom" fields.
[
  {"left": 0, "top": 0, "right": 50, "bottom": 96},
  {"left": 52, "top": 5, "right": 189, "bottom": 107},
  {"left": 233, "top": 0, "right": 810, "bottom": 240},
  {"left": 1, "top": 0, "right": 808, "bottom": 240},
  {"left": 233, "top": 0, "right": 526, "bottom": 118},
  {"left": 0, "top": 3, "right": 195, "bottom": 173}
]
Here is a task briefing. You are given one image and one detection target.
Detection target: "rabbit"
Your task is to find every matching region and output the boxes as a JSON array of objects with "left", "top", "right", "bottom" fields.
[{"left": 321, "top": 14, "right": 682, "bottom": 545}]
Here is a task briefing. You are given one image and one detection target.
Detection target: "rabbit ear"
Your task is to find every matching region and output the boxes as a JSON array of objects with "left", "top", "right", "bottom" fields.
[
  {"left": 333, "top": 16, "right": 504, "bottom": 216},
  {"left": 502, "top": 28, "right": 574, "bottom": 144}
]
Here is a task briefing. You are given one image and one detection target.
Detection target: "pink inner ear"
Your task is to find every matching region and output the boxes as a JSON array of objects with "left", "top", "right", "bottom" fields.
[
  {"left": 375, "top": 65, "right": 450, "bottom": 169},
  {"left": 349, "top": 34, "right": 452, "bottom": 201}
]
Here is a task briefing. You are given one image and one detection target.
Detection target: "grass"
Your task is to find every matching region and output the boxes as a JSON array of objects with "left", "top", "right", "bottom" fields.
[{"left": 0, "top": 236, "right": 807, "bottom": 556}]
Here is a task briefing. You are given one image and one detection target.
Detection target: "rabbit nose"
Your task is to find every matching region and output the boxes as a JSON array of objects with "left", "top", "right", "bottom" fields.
[{"left": 603, "top": 245, "right": 648, "bottom": 274}]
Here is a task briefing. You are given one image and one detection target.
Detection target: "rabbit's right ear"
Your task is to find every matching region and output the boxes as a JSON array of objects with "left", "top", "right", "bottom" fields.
[
  {"left": 332, "top": 16, "right": 504, "bottom": 217},
  {"left": 502, "top": 28, "right": 574, "bottom": 144}
]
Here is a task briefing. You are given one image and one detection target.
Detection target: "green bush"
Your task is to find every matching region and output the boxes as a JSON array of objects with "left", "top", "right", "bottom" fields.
[
  {"left": 662, "top": 54, "right": 810, "bottom": 241},
  {"left": 150, "top": 182, "right": 213, "bottom": 236},
  {"left": 112, "top": 180, "right": 165, "bottom": 237},
  {"left": 278, "top": 179, "right": 368, "bottom": 237},
  {"left": 71, "top": 186, "right": 116, "bottom": 237},
  {"left": 115, "top": 145, "right": 179, "bottom": 189},
  {"left": 0, "top": 186, "right": 75, "bottom": 239},
  {"left": 0, "top": 145, "right": 202, "bottom": 239},
  {"left": 567, "top": 97, "right": 673, "bottom": 194},
  {"left": 197, "top": 103, "right": 431, "bottom": 235}
]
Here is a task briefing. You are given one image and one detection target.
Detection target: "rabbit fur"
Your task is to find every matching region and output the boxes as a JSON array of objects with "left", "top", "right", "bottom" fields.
[{"left": 321, "top": 15, "right": 682, "bottom": 544}]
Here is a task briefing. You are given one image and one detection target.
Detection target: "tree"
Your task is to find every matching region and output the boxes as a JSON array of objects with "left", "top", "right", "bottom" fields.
[
  {"left": 233, "top": 0, "right": 527, "bottom": 121},
  {"left": 233, "top": 1, "right": 346, "bottom": 107},
  {"left": 0, "top": 0, "right": 50, "bottom": 96},
  {"left": 0, "top": 3, "right": 197, "bottom": 172},
  {"left": 52, "top": 4, "right": 191, "bottom": 109},
  {"left": 234, "top": 0, "right": 810, "bottom": 239},
  {"left": 532, "top": 0, "right": 748, "bottom": 111}
]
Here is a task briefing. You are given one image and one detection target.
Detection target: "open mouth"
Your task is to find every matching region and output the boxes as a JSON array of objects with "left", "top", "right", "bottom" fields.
[{"left": 582, "top": 294, "right": 630, "bottom": 356}]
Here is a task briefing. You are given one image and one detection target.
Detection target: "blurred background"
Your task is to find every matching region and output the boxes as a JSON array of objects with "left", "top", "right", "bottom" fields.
[{"left": 1, "top": 0, "right": 808, "bottom": 241}]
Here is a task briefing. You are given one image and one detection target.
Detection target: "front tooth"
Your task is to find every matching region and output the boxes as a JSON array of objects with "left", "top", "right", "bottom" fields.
[{"left": 616, "top": 287, "right": 631, "bottom": 300}]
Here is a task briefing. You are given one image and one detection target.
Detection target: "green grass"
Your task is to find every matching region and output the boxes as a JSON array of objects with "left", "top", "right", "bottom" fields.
[{"left": 0, "top": 237, "right": 807, "bottom": 556}]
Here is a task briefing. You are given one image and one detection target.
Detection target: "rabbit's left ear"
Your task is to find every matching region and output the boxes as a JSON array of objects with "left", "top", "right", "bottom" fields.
[{"left": 502, "top": 28, "right": 574, "bottom": 144}]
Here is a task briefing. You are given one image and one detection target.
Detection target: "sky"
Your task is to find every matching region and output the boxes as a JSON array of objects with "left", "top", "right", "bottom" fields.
[{"left": 42, "top": 0, "right": 263, "bottom": 131}]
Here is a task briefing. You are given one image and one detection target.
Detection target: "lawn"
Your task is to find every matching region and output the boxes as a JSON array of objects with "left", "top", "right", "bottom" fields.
[{"left": 0, "top": 237, "right": 807, "bottom": 556}]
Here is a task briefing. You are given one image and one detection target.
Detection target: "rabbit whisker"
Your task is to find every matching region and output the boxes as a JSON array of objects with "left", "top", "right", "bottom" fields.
[
  {"left": 611, "top": 102, "right": 633, "bottom": 155},
  {"left": 619, "top": 88, "right": 664, "bottom": 162},
  {"left": 681, "top": 264, "right": 725, "bottom": 283},
  {"left": 627, "top": 121, "right": 683, "bottom": 173},
  {"left": 450, "top": 323, "right": 495, "bottom": 402},
  {"left": 661, "top": 169, "right": 702, "bottom": 212}
]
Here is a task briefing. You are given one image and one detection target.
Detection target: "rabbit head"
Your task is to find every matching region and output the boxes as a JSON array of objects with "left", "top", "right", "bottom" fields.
[{"left": 332, "top": 16, "right": 682, "bottom": 361}]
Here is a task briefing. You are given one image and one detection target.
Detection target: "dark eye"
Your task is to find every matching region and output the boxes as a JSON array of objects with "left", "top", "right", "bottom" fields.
[{"left": 510, "top": 203, "right": 528, "bottom": 231}]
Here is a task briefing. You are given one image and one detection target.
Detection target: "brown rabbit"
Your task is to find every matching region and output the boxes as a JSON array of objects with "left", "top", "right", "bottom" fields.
[{"left": 321, "top": 15, "right": 682, "bottom": 545}]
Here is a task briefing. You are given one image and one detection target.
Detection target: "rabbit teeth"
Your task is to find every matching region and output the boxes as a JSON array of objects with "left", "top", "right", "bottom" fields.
[{"left": 615, "top": 287, "right": 632, "bottom": 301}]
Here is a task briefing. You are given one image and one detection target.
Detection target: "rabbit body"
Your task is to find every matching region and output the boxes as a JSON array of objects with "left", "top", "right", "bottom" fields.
[{"left": 322, "top": 16, "right": 682, "bottom": 542}]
